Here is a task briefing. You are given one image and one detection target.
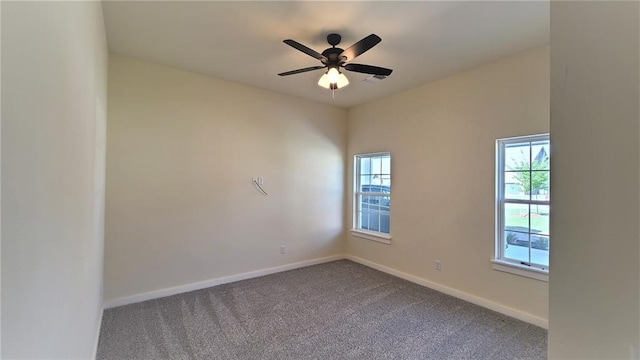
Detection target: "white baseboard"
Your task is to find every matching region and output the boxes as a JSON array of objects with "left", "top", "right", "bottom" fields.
[
  {"left": 345, "top": 255, "right": 549, "bottom": 329},
  {"left": 104, "top": 254, "right": 345, "bottom": 309},
  {"left": 92, "top": 305, "right": 104, "bottom": 360}
]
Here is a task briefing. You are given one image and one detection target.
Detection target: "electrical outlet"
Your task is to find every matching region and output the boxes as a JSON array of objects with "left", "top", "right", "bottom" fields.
[
  {"left": 435, "top": 260, "right": 441, "bottom": 271},
  {"left": 258, "top": 177, "right": 264, "bottom": 185},
  {"left": 280, "top": 245, "right": 285, "bottom": 254}
]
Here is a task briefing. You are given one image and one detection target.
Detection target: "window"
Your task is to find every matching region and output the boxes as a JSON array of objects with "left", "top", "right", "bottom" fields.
[
  {"left": 352, "top": 153, "right": 391, "bottom": 243},
  {"left": 493, "top": 134, "right": 550, "bottom": 281}
]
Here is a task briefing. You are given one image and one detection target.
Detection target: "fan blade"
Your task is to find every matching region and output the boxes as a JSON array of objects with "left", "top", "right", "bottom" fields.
[
  {"left": 339, "top": 34, "right": 382, "bottom": 61},
  {"left": 278, "top": 66, "right": 326, "bottom": 76},
  {"left": 283, "top": 40, "right": 328, "bottom": 62},
  {"left": 344, "top": 63, "right": 393, "bottom": 76}
]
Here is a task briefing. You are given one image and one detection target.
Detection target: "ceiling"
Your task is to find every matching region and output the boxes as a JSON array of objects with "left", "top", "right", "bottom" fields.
[{"left": 102, "top": 1, "right": 549, "bottom": 108}]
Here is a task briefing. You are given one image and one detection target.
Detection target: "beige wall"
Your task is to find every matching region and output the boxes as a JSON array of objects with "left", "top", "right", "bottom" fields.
[
  {"left": 1, "top": 1, "right": 108, "bottom": 358},
  {"left": 548, "top": 2, "right": 640, "bottom": 358},
  {"left": 104, "top": 56, "right": 347, "bottom": 302},
  {"left": 347, "top": 46, "right": 550, "bottom": 322}
]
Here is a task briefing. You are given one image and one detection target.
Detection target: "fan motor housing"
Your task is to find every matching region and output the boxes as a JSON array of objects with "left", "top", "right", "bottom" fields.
[{"left": 321, "top": 47, "right": 346, "bottom": 64}]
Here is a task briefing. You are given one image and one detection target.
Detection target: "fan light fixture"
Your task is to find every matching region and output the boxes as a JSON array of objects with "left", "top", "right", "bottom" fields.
[{"left": 318, "top": 67, "right": 349, "bottom": 90}]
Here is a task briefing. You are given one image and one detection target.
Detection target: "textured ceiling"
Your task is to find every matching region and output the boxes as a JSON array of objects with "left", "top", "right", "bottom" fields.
[{"left": 103, "top": 1, "right": 549, "bottom": 108}]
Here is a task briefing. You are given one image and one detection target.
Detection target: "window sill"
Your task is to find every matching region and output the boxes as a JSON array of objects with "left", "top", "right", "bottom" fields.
[
  {"left": 350, "top": 229, "right": 391, "bottom": 244},
  {"left": 491, "top": 259, "right": 548, "bottom": 282}
]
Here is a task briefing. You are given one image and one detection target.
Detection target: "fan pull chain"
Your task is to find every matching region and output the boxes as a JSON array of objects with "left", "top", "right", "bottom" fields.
[{"left": 332, "top": 88, "right": 335, "bottom": 102}]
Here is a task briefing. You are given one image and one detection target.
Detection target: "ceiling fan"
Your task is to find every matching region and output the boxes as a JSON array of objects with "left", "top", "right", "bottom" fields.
[{"left": 278, "top": 33, "right": 393, "bottom": 90}]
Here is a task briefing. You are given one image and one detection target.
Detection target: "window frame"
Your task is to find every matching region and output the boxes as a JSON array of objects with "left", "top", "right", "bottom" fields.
[
  {"left": 351, "top": 152, "right": 392, "bottom": 244},
  {"left": 493, "top": 134, "right": 550, "bottom": 281}
]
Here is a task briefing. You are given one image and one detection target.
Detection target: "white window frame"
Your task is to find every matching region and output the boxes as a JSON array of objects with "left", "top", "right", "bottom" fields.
[
  {"left": 493, "top": 134, "right": 550, "bottom": 282},
  {"left": 351, "top": 152, "right": 391, "bottom": 244}
]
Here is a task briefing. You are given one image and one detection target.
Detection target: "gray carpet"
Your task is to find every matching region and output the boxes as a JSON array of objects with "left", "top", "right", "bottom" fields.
[{"left": 97, "top": 260, "right": 547, "bottom": 360}]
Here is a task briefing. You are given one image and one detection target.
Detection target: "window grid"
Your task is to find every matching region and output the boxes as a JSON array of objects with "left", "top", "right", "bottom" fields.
[
  {"left": 497, "top": 134, "right": 550, "bottom": 271},
  {"left": 354, "top": 153, "right": 391, "bottom": 235}
]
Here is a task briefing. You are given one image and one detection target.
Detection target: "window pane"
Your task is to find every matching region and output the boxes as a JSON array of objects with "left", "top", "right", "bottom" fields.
[
  {"left": 530, "top": 204, "right": 549, "bottom": 235},
  {"left": 505, "top": 203, "right": 530, "bottom": 234},
  {"left": 371, "top": 157, "right": 382, "bottom": 175},
  {"left": 360, "top": 175, "right": 372, "bottom": 190},
  {"left": 545, "top": 173, "right": 550, "bottom": 201},
  {"left": 531, "top": 170, "right": 550, "bottom": 201},
  {"left": 505, "top": 142, "right": 530, "bottom": 171},
  {"left": 531, "top": 234, "right": 549, "bottom": 267},
  {"left": 531, "top": 141, "right": 550, "bottom": 170},
  {"left": 504, "top": 231, "right": 529, "bottom": 263},
  {"left": 381, "top": 156, "right": 391, "bottom": 175},
  {"left": 504, "top": 172, "right": 530, "bottom": 200},
  {"left": 367, "top": 212, "right": 380, "bottom": 232},
  {"left": 360, "top": 157, "right": 371, "bottom": 175},
  {"left": 380, "top": 214, "right": 390, "bottom": 234},
  {"left": 380, "top": 195, "right": 390, "bottom": 211},
  {"left": 359, "top": 210, "right": 368, "bottom": 229},
  {"left": 371, "top": 174, "right": 382, "bottom": 185}
]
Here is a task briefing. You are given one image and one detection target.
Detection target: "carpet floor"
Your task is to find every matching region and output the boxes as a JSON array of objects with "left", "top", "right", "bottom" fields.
[{"left": 97, "top": 260, "right": 547, "bottom": 360}]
